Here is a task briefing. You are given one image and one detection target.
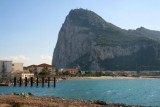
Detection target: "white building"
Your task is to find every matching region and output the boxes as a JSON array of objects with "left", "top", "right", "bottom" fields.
[
  {"left": 0, "top": 60, "right": 12, "bottom": 76},
  {"left": 12, "top": 63, "right": 23, "bottom": 73},
  {"left": 21, "top": 72, "right": 34, "bottom": 79}
]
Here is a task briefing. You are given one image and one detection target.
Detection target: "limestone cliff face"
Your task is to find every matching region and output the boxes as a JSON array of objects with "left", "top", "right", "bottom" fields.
[{"left": 52, "top": 9, "right": 160, "bottom": 71}]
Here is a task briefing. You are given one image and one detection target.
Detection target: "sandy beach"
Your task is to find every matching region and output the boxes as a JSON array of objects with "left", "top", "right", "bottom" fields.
[
  {"left": 63, "top": 76, "right": 141, "bottom": 80},
  {"left": 61, "top": 75, "right": 160, "bottom": 80}
]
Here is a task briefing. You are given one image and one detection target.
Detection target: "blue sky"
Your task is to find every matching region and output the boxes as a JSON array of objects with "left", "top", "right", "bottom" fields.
[{"left": 0, "top": 0, "right": 160, "bottom": 66}]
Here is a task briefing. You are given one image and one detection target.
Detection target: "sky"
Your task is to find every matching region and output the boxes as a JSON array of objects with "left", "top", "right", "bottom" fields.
[{"left": 0, "top": 0, "right": 160, "bottom": 66}]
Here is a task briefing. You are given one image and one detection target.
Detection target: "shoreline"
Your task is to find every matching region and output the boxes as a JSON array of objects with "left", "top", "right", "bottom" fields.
[
  {"left": 60, "top": 76, "right": 160, "bottom": 80},
  {"left": 0, "top": 93, "right": 147, "bottom": 107}
]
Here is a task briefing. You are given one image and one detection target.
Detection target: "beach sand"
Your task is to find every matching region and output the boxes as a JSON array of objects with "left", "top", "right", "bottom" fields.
[{"left": 64, "top": 76, "right": 141, "bottom": 80}]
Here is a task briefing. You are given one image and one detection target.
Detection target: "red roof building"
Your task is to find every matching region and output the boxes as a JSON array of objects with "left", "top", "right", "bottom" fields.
[
  {"left": 37, "top": 63, "right": 55, "bottom": 73},
  {"left": 24, "top": 63, "right": 56, "bottom": 74},
  {"left": 37, "top": 63, "right": 54, "bottom": 68}
]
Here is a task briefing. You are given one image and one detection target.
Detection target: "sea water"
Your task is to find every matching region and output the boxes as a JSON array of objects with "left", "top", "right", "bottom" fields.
[{"left": 0, "top": 78, "right": 160, "bottom": 106}]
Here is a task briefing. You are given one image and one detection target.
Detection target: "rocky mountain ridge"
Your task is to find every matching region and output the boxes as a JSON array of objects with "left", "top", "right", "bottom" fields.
[{"left": 52, "top": 9, "right": 160, "bottom": 71}]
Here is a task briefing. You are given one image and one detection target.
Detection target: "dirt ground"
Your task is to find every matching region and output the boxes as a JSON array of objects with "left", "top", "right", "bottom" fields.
[{"left": 0, "top": 93, "right": 146, "bottom": 107}]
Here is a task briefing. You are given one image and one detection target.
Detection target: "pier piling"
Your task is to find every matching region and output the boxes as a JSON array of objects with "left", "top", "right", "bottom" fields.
[
  {"left": 54, "top": 77, "right": 56, "bottom": 88},
  {"left": 31, "top": 77, "right": 33, "bottom": 87},
  {"left": 25, "top": 77, "right": 27, "bottom": 86},
  {"left": 36, "top": 77, "right": 38, "bottom": 87},
  {"left": 19, "top": 77, "right": 22, "bottom": 87},
  {"left": 42, "top": 77, "right": 44, "bottom": 87},
  {"left": 13, "top": 76, "right": 55, "bottom": 88},
  {"left": 48, "top": 77, "right": 50, "bottom": 87},
  {"left": 14, "top": 77, "right": 16, "bottom": 87}
]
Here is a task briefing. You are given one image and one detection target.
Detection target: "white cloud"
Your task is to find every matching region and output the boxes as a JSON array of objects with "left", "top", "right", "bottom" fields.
[
  {"left": 40, "top": 55, "right": 52, "bottom": 60},
  {"left": 3, "top": 55, "right": 30, "bottom": 61}
]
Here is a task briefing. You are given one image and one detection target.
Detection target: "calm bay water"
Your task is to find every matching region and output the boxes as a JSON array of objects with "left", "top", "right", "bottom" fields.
[{"left": 0, "top": 78, "right": 160, "bottom": 106}]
